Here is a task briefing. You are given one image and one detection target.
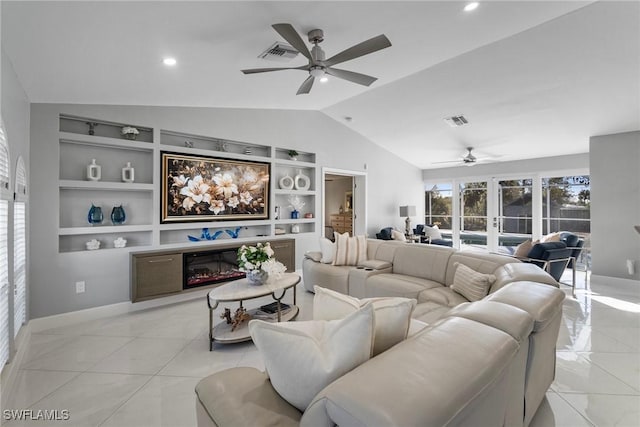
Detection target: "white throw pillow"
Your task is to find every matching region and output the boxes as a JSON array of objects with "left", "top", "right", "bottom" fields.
[
  {"left": 319, "top": 237, "right": 335, "bottom": 264},
  {"left": 390, "top": 229, "right": 407, "bottom": 241},
  {"left": 450, "top": 262, "right": 496, "bottom": 302},
  {"left": 249, "top": 304, "right": 374, "bottom": 412},
  {"left": 332, "top": 232, "right": 367, "bottom": 266},
  {"left": 514, "top": 239, "right": 534, "bottom": 257},
  {"left": 313, "top": 286, "right": 416, "bottom": 356},
  {"left": 541, "top": 232, "right": 561, "bottom": 243},
  {"left": 424, "top": 225, "right": 443, "bottom": 240}
]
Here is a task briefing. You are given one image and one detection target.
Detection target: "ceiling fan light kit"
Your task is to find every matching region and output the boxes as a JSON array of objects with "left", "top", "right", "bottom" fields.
[{"left": 242, "top": 23, "right": 392, "bottom": 95}]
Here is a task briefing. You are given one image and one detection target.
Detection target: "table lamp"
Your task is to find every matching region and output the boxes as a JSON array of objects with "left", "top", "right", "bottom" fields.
[{"left": 399, "top": 205, "right": 416, "bottom": 236}]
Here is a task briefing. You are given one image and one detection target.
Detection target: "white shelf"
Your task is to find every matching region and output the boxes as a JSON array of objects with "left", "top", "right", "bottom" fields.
[
  {"left": 59, "top": 225, "right": 154, "bottom": 235},
  {"left": 274, "top": 159, "right": 316, "bottom": 168},
  {"left": 59, "top": 180, "right": 154, "bottom": 191},
  {"left": 273, "top": 189, "right": 315, "bottom": 196},
  {"left": 60, "top": 132, "right": 154, "bottom": 151},
  {"left": 157, "top": 143, "right": 272, "bottom": 163},
  {"left": 274, "top": 218, "right": 316, "bottom": 224}
]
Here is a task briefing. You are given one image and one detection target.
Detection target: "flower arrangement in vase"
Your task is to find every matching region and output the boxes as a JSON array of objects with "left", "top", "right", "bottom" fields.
[
  {"left": 237, "top": 242, "right": 286, "bottom": 285},
  {"left": 121, "top": 126, "right": 139, "bottom": 140}
]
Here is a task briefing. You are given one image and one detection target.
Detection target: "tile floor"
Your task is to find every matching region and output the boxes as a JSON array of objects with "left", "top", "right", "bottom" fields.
[{"left": 2, "top": 271, "right": 639, "bottom": 426}]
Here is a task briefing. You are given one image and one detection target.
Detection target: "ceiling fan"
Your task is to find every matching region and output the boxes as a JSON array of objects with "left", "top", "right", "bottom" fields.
[
  {"left": 432, "top": 147, "right": 493, "bottom": 167},
  {"left": 241, "top": 23, "right": 392, "bottom": 95}
]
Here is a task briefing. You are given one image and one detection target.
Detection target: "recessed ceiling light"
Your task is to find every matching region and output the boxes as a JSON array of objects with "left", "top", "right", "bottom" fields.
[
  {"left": 163, "top": 57, "right": 177, "bottom": 66},
  {"left": 464, "top": 2, "right": 479, "bottom": 12}
]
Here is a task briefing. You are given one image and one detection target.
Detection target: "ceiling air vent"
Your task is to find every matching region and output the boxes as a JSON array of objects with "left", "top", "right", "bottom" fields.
[
  {"left": 443, "top": 115, "right": 469, "bottom": 127},
  {"left": 258, "top": 42, "right": 299, "bottom": 62}
]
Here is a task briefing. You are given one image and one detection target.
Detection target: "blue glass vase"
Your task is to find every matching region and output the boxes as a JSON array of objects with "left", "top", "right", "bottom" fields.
[
  {"left": 87, "top": 204, "right": 103, "bottom": 225},
  {"left": 291, "top": 209, "right": 299, "bottom": 219},
  {"left": 110, "top": 205, "right": 126, "bottom": 225}
]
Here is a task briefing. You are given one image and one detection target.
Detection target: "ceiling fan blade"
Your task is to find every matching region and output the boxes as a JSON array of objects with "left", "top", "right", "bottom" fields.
[
  {"left": 325, "top": 68, "right": 377, "bottom": 86},
  {"left": 431, "top": 160, "right": 462, "bottom": 164},
  {"left": 272, "top": 23, "right": 312, "bottom": 61},
  {"left": 324, "top": 34, "right": 391, "bottom": 67},
  {"left": 241, "top": 66, "right": 307, "bottom": 74},
  {"left": 296, "top": 75, "right": 315, "bottom": 95}
]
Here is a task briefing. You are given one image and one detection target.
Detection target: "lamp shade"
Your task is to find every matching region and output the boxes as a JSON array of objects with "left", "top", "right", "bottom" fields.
[{"left": 399, "top": 205, "right": 416, "bottom": 217}]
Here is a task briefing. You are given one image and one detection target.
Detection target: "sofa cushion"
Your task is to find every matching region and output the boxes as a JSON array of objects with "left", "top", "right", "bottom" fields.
[
  {"left": 302, "top": 258, "right": 353, "bottom": 294},
  {"left": 195, "top": 367, "right": 302, "bottom": 427},
  {"left": 491, "top": 262, "right": 558, "bottom": 293},
  {"left": 313, "top": 286, "right": 416, "bottom": 356},
  {"left": 391, "top": 229, "right": 406, "bottom": 241},
  {"left": 540, "top": 232, "right": 562, "bottom": 242},
  {"left": 319, "top": 237, "right": 335, "bottom": 263},
  {"left": 412, "top": 301, "right": 453, "bottom": 324},
  {"left": 486, "top": 281, "right": 565, "bottom": 332},
  {"left": 444, "top": 252, "right": 516, "bottom": 287},
  {"left": 249, "top": 304, "right": 374, "bottom": 412},
  {"left": 446, "top": 301, "right": 534, "bottom": 342},
  {"left": 360, "top": 259, "right": 392, "bottom": 270},
  {"left": 423, "top": 225, "right": 443, "bottom": 240},
  {"left": 514, "top": 239, "right": 534, "bottom": 257},
  {"left": 366, "top": 273, "right": 442, "bottom": 299},
  {"left": 391, "top": 244, "right": 455, "bottom": 283},
  {"left": 417, "top": 286, "right": 469, "bottom": 306},
  {"left": 302, "top": 316, "right": 519, "bottom": 427},
  {"left": 304, "top": 251, "right": 322, "bottom": 263},
  {"left": 333, "top": 233, "right": 367, "bottom": 266},
  {"left": 450, "top": 263, "right": 496, "bottom": 302}
]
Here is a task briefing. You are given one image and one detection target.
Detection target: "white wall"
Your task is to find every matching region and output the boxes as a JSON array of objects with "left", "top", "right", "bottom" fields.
[
  {"left": 590, "top": 131, "right": 640, "bottom": 281},
  {"left": 29, "top": 104, "right": 423, "bottom": 318}
]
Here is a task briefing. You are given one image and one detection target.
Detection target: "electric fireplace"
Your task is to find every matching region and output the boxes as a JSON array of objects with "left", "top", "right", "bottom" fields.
[{"left": 183, "top": 248, "right": 245, "bottom": 289}]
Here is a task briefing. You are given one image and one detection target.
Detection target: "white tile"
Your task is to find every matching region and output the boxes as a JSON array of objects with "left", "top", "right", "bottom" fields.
[
  {"left": 4, "top": 370, "right": 80, "bottom": 410},
  {"left": 157, "top": 339, "right": 250, "bottom": 378},
  {"left": 557, "top": 325, "right": 635, "bottom": 353},
  {"left": 529, "top": 392, "right": 594, "bottom": 427},
  {"left": 578, "top": 352, "right": 640, "bottom": 392},
  {"left": 21, "top": 336, "right": 133, "bottom": 372},
  {"left": 5, "top": 372, "right": 151, "bottom": 427},
  {"left": 560, "top": 393, "right": 640, "bottom": 427},
  {"left": 552, "top": 352, "right": 638, "bottom": 395},
  {"left": 139, "top": 314, "right": 208, "bottom": 340},
  {"left": 100, "top": 376, "right": 200, "bottom": 427},
  {"left": 86, "top": 337, "right": 191, "bottom": 375},
  {"left": 592, "top": 326, "right": 640, "bottom": 351}
]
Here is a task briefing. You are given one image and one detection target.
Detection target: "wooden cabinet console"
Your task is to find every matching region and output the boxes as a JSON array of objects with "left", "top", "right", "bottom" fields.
[{"left": 131, "top": 238, "right": 295, "bottom": 302}]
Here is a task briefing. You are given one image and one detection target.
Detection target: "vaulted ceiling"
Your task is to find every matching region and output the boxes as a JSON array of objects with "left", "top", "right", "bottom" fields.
[{"left": 3, "top": 1, "right": 638, "bottom": 168}]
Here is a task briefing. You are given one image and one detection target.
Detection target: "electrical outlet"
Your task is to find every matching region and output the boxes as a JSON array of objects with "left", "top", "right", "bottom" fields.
[{"left": 75, "top": 281, "right": 85, "bottom": 294}]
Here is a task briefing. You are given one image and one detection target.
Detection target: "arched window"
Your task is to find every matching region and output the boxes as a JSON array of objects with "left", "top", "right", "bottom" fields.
[
  {"left": 0, "top": 119, "right": 11, "bottom": 372},
  {"left": 14, "top": 156, "right": 27, "bottom": 337}
]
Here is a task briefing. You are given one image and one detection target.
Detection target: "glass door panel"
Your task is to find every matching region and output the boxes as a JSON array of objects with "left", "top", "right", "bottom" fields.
[
  {"left": 459, "top": 181, "right": 487, "bottom": 249},
  {"left": 498, "top": 179, "right": 533, "bottom": 253}
]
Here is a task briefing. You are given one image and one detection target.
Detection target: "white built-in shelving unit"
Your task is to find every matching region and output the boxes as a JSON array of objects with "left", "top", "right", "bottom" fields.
[{"left": 57, "top": 114, "right": 318, "bottom": 253}]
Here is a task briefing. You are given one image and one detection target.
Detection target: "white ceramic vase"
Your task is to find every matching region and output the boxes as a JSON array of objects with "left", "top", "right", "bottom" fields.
[
  {"left": 294, "top": 169, "right": 310, "bottom": 190},
  {"left": 121, "top": 162, "right": 135, "bottom": 183},
  {"left": 279, "top": 175, "right": 294, "bottom": 190},
  {"left": 86, "top": 159, "right": 101, "bottom": 181}
]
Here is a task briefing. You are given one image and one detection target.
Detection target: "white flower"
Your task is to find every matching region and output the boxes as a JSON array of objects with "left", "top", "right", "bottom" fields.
[
  {"left": 172, "top": 174, "right": 188, "bottom": 187},
  {"left": 209, "top": 199, "right": 225, "bottom": 214},
  {"left": 180, "top": 175, "right": 211, "bottom": 210},
  {"left": 264, "top": 243, "right": 274, "bottom": 258},
  {"left": 227, "top": 196, "right": 239, "bottom": 208},
  {"left": 213, "top": 173, "right": 238, "bottom": 199},
  {"left": 244, "top": 261, "right": 255, "bottom": 270},
  {"left": 239, "top": 191, "right": 253, "bottom": 204},
  {"left": 121, "top": 126, "right": 139, "bottom": 135},
  {"left": 261, "top": 259, "right": 287, "bottom": 280}
]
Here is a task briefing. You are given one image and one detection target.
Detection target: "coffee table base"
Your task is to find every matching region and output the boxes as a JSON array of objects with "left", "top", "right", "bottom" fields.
[{"left": 211, "top": 306, "right": 299, "bottom": 346}]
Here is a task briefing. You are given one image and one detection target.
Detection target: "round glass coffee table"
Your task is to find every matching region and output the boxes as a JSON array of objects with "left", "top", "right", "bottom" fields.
[{"left": 206, "top": 272, "right": 300, "bottom": 350}]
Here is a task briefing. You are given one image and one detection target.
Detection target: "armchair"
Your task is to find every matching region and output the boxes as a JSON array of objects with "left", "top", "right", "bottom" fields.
[
  {"left": 517, "top": 241, "right": 576, "bottom": 295},
  {"left": 559, "top": 232, "right": 585, "bottom": 268}
]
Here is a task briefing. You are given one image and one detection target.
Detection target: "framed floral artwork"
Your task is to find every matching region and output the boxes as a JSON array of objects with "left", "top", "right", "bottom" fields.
[{"left": 161, "top": 151, "right": 270, "bottom": 223}]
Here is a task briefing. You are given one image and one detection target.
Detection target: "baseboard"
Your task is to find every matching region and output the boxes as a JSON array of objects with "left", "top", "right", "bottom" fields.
[
  {"left": 1, "top": 323, "right": 32, "bottom": 410},
  {"left": 29, "top": 288, "right": 212, "bottom": 333},
  {"left": 590, "top": 274, "right": 640, "bottom": 296}
]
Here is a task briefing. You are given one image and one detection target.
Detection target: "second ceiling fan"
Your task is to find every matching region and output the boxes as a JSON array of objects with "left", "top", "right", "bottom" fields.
[{"left": 242, "top": 23, "right": 392, "bottom": 95}]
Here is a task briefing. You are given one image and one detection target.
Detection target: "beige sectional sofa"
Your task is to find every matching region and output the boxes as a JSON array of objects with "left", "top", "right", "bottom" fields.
[{"left": 195, "top": 240, "right": 565, "bottom": 427}]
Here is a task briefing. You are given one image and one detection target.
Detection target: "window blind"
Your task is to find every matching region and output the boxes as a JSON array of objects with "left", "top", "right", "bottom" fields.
[
  {"left": 13, "top": 202, "right": 26, "bottom": 337},
  {"left": 0, "top": 200, "right": 10, "bottom": 371}
]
